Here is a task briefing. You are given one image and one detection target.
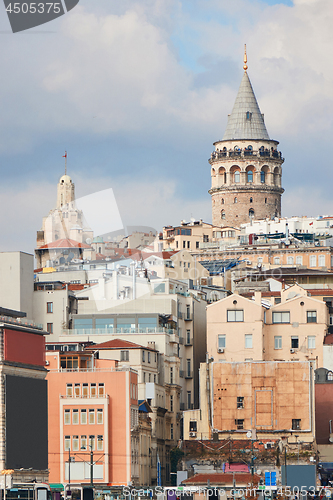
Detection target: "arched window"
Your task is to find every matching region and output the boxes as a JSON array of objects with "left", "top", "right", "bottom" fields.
[
  {"left": 247, "top": 170, "right": 253, "bottom": 183},
  {"left": 250, "top": 197, "right": 253, "bottom": 203},
  {"left": 221, "top": 210, "right": 226, "bottom": 220},
  {"left": 249, "top": 208, "right": 255, "bottom": 218},
  {"left": 327, "top": 371, "right": 333, "bottom": 381},
  {"left": 234, "top": 197, "right": 237, "bottom": 204},
  {"left": 261, "top": 171, "right": 265, "bottom": 183},
  {"left": 221, "top": 198, "right": 224, "bottom": 205},
  {"left": 234, "top": 171, "right": 240, "bottom": 183},
  {"left": 265, "top": 198, "right": 267, "bottom": 204}
]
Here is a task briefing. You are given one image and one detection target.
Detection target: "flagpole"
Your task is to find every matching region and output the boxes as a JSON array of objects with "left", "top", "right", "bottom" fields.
[{"left": 63, "top": 151, "right": 67, "bottom": 175}]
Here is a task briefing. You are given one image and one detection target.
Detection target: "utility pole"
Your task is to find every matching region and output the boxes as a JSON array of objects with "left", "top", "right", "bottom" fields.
[
  {"left": 90, "top": 445, "right": 94, "bottom": 487},
  {"left": 68, "top": 448, "right": 71, "bottom": 485}
]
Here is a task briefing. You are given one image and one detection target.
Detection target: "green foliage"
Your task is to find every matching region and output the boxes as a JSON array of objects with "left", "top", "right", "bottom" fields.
[{"left": 170, "top": 447, "right": 184, "bottom": 472}]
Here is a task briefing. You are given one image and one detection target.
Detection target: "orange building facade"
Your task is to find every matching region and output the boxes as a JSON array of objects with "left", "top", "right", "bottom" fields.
[{"left": 46, "top": 351, "right": 139, "bottom": 487}]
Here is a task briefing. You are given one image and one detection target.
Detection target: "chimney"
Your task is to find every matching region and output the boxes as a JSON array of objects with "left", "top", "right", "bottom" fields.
[{"left": 254, "top": 291, "right": 262, "bottom": 304}]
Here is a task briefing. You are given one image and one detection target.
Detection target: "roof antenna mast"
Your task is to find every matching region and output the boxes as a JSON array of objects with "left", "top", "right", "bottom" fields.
[{"left": 243, "top": 44, "right": 248, "bottom": 72}]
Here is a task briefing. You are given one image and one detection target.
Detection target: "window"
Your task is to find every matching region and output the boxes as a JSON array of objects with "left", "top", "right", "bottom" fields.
[
  {"left": 189, "top": 421, "right": 197, "bottom": 432},
  {"left": 66, "top": 384, "right": 73, "bottom": 397},
  {"left": 273, "top": 257, "right": 280, "bottom": 265},
  {"left": 221, "top": 210, "right": 226, "bottom": 220},
  {"left": 261, "top": 171, "right": 265, "bottom": 183},
  {"left": 72, "top": 409, "right": 79, "bottom": 425},
  {"left": 170, "top": 367, "right": 173, "bottom": 384},
  {"left": 170, "top": 424, "right": 174, "bottom": 440},
  {"left": 274, "top": 297, "right": 281, "bottom": 305},
  {"left": 291, "top": 336, "right": 299, "bottom": 349},
  {"left": 149, "top": 373, "right": 151, "bottom": 382},
  {"left": 307, "top": 311, "right": 317, "bottom": 323},
  {"left": 187, "top": 359, "right": 191, "bottom": 377},
  {"left": 72, "top": 435, "right": 79, "bottom": 451},
  {"left": 98, "top": 383, "right": 105, "bottom": 397},
  {"left": 249, "top": 208, "right": 255, "bottom": 218},
  {"left": 183, "top": 241, "right": 186, "bottom": 249},
  {"left": 274, "top": 336, "right": 282, "bottom": 350},
  {"left": 142, "top": 350, "right": 145, "bottom": 363},
  {"left": 64, "top": 409, "right": 70, "bottom": 425},
  {"left": 97, "top": 409, "right": 103, "bottom": 424},
  {"left": 327, "top": 372, "right": 333, "bottom": 381},
  {"left": 287, "top": 256, "right": 294, "bottom": 265},
  {"left": 90, "top": 383, "right": 97, "bottom": 397},
  {"left": 272, "top": 311, "right": 290, "bottom": 323},
  {"left": 81, "top": 409, "right": 87, "bottom": 424},
  {"left": 308, "top": 336, "right": 316, "bottom": 349},
  {"left": 235, "top": 419, "right": 244, "bottom": 430},
  {"left": 47, "top": 302, "right": 53, "bottom": 313},
  {"left": 47, "top": 323, "right": 53, "bottom": 334},
  {"left": 218, "top": 335, "right": 226, "bottom": 349},
  {"left": 196, "top": 241, "right": 200, "bottom": 248},
  {"left": 237, "top": 397, "right": 244, "bottom": 409},
  {"left": 74, "top": 384, "right": 80, "bottom": 397},
  {"left": 187, "top": 241, "right": 190, "bottom": 249},
  {"left": 64, "top": 436, "right": 70, "bottom": 451},
  {"left": 292, "top": 419, "right": 301, "bottom": 430},
  {"left": 187, "top": 391, "right": 191, "bottom": 409},
  {"left": 120, "top": 350, "right": 129, "bottom": 361},
  {"left": 227, "top": 310, "right": 244, "bottom": 322},
  {"left": 82, "top": 383, "right": 88, "bottom": 398},
  {"left": 97, "top": 435, "right": 103, "bottom": 451},
  {"left": 319, "top": 255, "right": 326, "bottom": 267},
  {"left": 245, "top": 334, "right": 253, "bottom": 349},
  {"left": 250, "top": 197, "right": 253, "bottom": 203},
  {"left": 309, "top": 255, "right": 316, "bottom": 267},
  {"left": 234, "top": 197, "right": 238, "bottom": 204},
  {"left": 148, "top": 352, "right": 151, "bottom": 363},
  {"left": 247, "top": 170, "right": 253, "bottom": 183},
  {"left": 81, "top": 435, "right": 87, "bottom": 450},
  {"left": 170, "top": 395, "right": 174, "bottom": 412},
  {"left": 186, "top": 330, "right": 191, "bottom": 344},
  {"left": 234, "top": 171, "right": 240, "bottom": 183},
  {"left": 296, "top": 255, "right": 303, "bottom": 265},
  {"left": 221, "top": 198, "right": 224, "bottom": 204},
  {"left": 89, "top": 409, "right": 95, "bottom": 424}
]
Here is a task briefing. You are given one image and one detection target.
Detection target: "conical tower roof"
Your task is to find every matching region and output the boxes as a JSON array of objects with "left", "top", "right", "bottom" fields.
[{"left": 222, "top": 71, "right": 270, "bottom": 141}]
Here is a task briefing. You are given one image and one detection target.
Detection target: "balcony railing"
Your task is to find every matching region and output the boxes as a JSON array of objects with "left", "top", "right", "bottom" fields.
[
  {"left": 209, "top": 148, "right": 283, "bottom": 162},
  {"left": 63, "top": 327, "right": 177, "bottom": 336}
]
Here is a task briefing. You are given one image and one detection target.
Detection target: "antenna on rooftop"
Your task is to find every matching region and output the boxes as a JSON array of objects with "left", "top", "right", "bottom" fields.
[{"left": 62, "top": 151, "right": 67, "bottom": 175}]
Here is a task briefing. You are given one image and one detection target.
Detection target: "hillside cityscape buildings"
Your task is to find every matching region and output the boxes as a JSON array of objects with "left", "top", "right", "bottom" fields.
[{"left": 1, "top": 50, "right": 333, "bottom": 495}]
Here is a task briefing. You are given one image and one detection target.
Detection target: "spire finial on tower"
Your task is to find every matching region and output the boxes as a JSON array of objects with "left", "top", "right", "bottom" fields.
[
  {"left": 243, "top": 44, "right": 248, "bottom": 71},
  {"left": 62, "top": 151, "right": 67, "bottom": 175}
]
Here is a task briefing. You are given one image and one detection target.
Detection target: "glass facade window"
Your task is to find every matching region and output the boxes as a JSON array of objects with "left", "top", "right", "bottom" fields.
[
  {"left": 95, "top": 318, "right": 114, "bottom": 330},
  {"left": 138, "top": 317, "right": 157, "bottom": 331}
]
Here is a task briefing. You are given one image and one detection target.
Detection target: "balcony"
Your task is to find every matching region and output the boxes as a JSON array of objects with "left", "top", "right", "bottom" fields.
[
  {"left": 185, "top": 338, "right": 193, "bottom": 346},
  {"left": 184, "top": 314, "right": 192, "bottom": 321},
  {"left": 209, "top": 148, "right": 283, "bottom": 163},
  {"left": 185, "top": 371, "right": 193, "bottom": 379},
  {"left": 63, "top": 327, "right": 176, "bottom": 336}
]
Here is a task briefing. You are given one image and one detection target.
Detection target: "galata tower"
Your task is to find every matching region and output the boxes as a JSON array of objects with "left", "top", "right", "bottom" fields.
[{"left": 209, "top": 47, "right": 284, "bottom": 228}]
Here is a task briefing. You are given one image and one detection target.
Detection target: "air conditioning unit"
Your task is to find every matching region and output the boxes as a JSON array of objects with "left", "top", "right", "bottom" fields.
[
  {"left": 218, "top": 348, "right": 224, "bottom": 353},
  {"left": 290, "top": 349, "right": 295, "bottom": 353},
  {"left": 189, "top": 432, "right": 197, "bottom": 438}
]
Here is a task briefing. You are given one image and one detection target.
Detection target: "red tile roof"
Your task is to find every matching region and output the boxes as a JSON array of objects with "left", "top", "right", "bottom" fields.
[
  {"left": 182, "top": 473, "right": 260, "bottom": 486},
  {"left": 324, "top": 334, "right": 333, "bottom": 345},
  {"left": 85, "top": 339, "right": 156, "bottom": 351},
  {"left": 38, "top": 238, "right": 91, "bottom": 249}
]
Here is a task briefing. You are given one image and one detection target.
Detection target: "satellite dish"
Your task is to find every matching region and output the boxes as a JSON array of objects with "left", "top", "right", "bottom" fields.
[
  {"left": 246, "top": 431, "right": 252, "bottom": 439},
  {"left": 86, "top": 238, "right": 92, "bottom": 245},
  {"left": 67, "top": 252, "right": 75, "bottom": 262},
  {"left": 329, "top": 437, "right": 333, "bottom": 443},
  {"left": 59, "top": 257, "right": 65, "bottom": 264}
]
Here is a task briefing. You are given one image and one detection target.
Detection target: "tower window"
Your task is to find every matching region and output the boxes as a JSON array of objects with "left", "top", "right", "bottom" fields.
[
  {"left": 261, "top": 171, "right": 266, "bottom": 183},
  {"left": 221, "top": 198, "right": 224, "bottom": 204},
  {"left": 234, "top": 197, "right": 237, "bottom": 204},
  {"left": 246, "top": 112, "right": 252, "bottom": 120},
  {"left": 221, "top": 210, "right": 226, "bottom": 220},
  {"left": 265, "top": 198, "right": 267, "bottom": 203},
  {"left": 250, "top": 197, "right": 253, "bottom": 203},
  {"left": 249, "top": 209, "right": 255, "bottom": 218},
  {"left": 234, "top": 171, "right": 240, "bottom": 183},
  {"left": 247, "top": 170, "right": 253, "bottom": 183}
]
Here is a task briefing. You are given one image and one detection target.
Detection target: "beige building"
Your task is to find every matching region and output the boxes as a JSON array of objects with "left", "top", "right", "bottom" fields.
[
  {"left": 184, "top": 360, "right": 316, "bottom": 444},
  {"left": 209, "top": 54, "right": 284, "bottom": 228},
  {"left": 207, "top": 284, "right": 328, "bottom": 367}
]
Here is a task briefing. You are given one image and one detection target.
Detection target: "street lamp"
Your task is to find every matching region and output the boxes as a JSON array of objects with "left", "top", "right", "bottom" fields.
[{"left": 81, "top": 441, "right": 94, "bottom": 487}]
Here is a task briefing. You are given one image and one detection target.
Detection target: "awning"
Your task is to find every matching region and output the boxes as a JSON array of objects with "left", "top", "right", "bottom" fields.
[{"left": 50, "top": 484, "right": 64, "bottom": 491}]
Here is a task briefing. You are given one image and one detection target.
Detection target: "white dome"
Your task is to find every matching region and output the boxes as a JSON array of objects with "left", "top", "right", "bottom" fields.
[{"left": 59, "top": 174, "right": 72, "bottom": 184}]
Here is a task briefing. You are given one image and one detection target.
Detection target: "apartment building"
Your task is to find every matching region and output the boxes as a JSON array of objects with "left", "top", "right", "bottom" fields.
[
  {"left": 0, "top": 314, "right": 48, "bottom": 482},
  {"left": 184, "top": 360, "right": 316, "bottom": 444},
  {"left": 207, "top": 284, "right": 327, "bottom": 366},
  {"left": 46, "top": 351, "right": 140, "bottom": 487}
]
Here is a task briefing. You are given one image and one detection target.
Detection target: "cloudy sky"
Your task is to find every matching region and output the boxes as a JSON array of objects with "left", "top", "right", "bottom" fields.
[{"left": 0, "top": 0, "right": 332, "bottom": 253}]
